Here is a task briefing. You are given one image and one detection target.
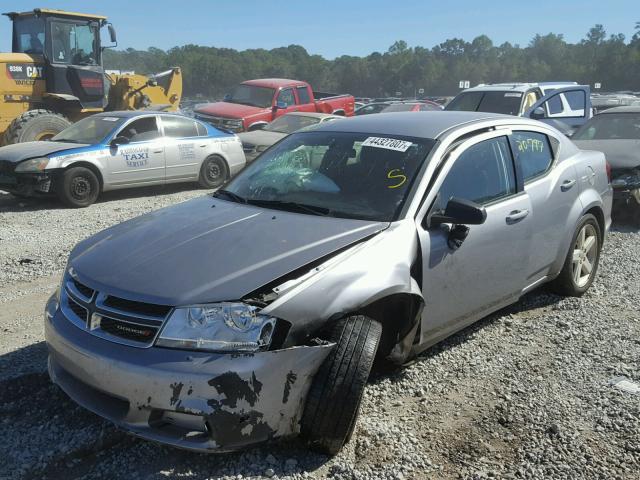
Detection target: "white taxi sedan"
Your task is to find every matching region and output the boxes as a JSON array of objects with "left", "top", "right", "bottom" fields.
[{"left": 0, "top": 111, "right": 246, "bottom": 207}]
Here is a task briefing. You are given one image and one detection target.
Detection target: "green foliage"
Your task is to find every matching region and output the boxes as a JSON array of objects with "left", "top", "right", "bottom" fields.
[{"left": 103, "top": 24, "right": 640, "bottom": 98}]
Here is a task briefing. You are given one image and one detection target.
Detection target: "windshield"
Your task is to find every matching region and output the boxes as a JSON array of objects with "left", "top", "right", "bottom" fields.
[
  {"left": 50, "top": 21, "right": 99, "bottom": 65},
  {"left": 13, "top": 17, "right": 45, "bottom": 54},
  {"left": 446, "top": 91, "right": 523, "bottom": 115},
  {"left": 265, "top": 115, "right": 320, "bottom": 134},
  {"left": 51, "top": 116, "right": 122, "bottom": 144},
  {"left": 222, "top": 131, "right": 436, "bottom": 221},
  {"left": 226, "top": 85, "right": 275, "bottom": 108},
  {"left": 573, "top": 113, "right": 640, "bottom": 140}
]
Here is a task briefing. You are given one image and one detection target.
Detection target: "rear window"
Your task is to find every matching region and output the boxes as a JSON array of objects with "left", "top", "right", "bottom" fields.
[
  {"left": 510, "top": 131, "right": 554, "bottom": 181},
  {"left": 447, "top": 91, "right": 523, "bottom": 116}
]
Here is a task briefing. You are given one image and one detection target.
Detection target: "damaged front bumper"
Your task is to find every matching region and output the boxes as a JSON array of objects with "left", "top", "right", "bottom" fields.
[
  {"left": 611, "top": 170, "right": 640, "bottom": 205},
  {"left": 44, "top": 295, "right": 333, "bottom": 452},
  {"left": 0, "top": 171, "right": 53, "bottom": 196}
]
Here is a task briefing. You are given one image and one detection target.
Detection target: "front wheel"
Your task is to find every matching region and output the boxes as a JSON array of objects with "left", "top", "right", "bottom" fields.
[
  {"left": 198, "top": 155, "right": 228, "bottom": 189},
  {"left": 550, "top": 213, "right": 601, "bottom": 296},
  {"left": 56, "top": 167, "right": 100, "bottom": 208},
  {"left": 301, "top": 315, "right": 382, "bottom": 455}
]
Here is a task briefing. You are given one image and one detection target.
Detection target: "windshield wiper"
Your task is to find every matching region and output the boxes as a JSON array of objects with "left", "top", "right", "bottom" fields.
[
  {"left": 245, "top": 199, "right": 331, "bottom": 216},
  {"left": 51, "top": 138, "right": 80, "bottom": 143},
  {"left": 212, "top": 189, "right": 247, "bottom": 203}
]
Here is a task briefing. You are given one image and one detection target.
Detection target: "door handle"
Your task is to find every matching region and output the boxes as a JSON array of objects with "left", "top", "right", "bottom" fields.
[
  {"left": 199, "top": 144, "right": 207, "bottom": 148},
  {"left": 506, "top": 209, "right": 529, "bottom": 224},
  {"left": 152, "top": 150, "right": 163, "bottom": 154},
  {"left": 561, "top": 179, "right": 576, "bottom": 191}
]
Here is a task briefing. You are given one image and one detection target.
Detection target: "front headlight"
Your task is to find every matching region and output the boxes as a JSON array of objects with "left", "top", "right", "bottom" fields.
[
  {"left": 156, "top": 302, "right": 276, "bottom": 352},
  {"left": 222, "top": 119, "right": 244, "bottom": 132},
  {"left": 15, "top": 157, "right": 49, "bottom": 173}
]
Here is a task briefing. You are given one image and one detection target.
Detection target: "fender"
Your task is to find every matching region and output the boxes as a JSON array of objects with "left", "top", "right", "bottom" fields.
[{"left": 247, "top": 121, "right": 268, "bottom": 131}]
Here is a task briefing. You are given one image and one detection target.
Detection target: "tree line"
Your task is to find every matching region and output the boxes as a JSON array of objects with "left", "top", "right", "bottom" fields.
[{"left": 103, "top": 24, "right": 640, "bottom": 99}]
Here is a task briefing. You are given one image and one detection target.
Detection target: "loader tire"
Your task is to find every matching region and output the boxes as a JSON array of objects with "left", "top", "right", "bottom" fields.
[{"left": 5, "top": 110, "right": 71, "bottom": 144}]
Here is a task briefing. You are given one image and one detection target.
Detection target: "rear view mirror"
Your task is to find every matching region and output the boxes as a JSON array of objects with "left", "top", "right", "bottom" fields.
[
  {"left": 531, "top": 106, "right": 545, "bottom": 119},
  {"left": 223, "top": 94, "right": 232, "bottom": 101},
  {"left": 430, "top": 197, "right": 487, "bottom": 226},
  {"left": 110, "top": 135, "right": 130, "bottom": 146}
]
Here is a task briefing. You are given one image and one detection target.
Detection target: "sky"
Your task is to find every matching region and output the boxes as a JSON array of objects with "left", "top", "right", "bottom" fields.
[{"left": 0, "top": 0, "right": 637, "bottom": 58}]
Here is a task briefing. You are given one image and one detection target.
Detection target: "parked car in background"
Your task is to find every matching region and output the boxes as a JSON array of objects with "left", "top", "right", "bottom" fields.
[
  {"left": 239, "top": 112, "right": 342, "bottom": 162},
  {"left": 0, "top": 112, "right": 245, "bottom": 207},
  {"left": 45, "top": 112, "right": 611, "bottom": 457},
  {"left": 193, "top": 79, "right": 355, "bottom": 132},
  {"left": 380, "top": 101, "right": 443, "bottom": 113},
  {"left": 572, "top": 106, "right": 640, "bottom": 221},
  {"left": 355, "top": 101, "right": 393, "bottom": 115},
  {"left": 446, "top": 83, "right": 592, "bottom": 135}
]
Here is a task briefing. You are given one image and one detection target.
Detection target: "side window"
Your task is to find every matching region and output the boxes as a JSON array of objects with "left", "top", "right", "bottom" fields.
[
  {"left": 437, "top": 136, "right": 516, "bottom": 207},
  {"left": 118, "top": 117, "right": 160, "bottom": 143},
  {"left": 162, "top": 116, "right": 199, "bottom": 138},
  {"left": 277, "top": 88, "right": 295, "bottom": 107},
  {"left": 296, "top": 86, "right": 311, "bottom": 104},
  {"left": 511, "top": 131, "right": 554, "bottom": 181},
  {"left": 523, "top": 91, "right": 538, "bottom": 110},
  {"left": 50, "top": 22, "right": 98, "bottom": 65},
  {"left": 547, "top": 95, "right": 563, "bottom": 115},
  {"left": 540, "top": 90, "right": 586, "bottom": 118},
  {"left": 195, "top": 121, "right": 208, "bottom": 136}
]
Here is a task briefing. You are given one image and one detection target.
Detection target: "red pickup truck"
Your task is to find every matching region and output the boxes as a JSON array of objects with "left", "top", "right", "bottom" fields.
[{"left": 193, "top": 78, "right": 355, "bottom": 132}]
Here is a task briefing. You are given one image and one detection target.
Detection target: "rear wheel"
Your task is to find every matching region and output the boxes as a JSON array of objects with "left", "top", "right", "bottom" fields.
[
  {"left": 56, "top": 167, "right": 100, "bottom": 208},
  {"left": 4, "top": 110, "right": 71, "bottom": 144},
  {"left": 198, "top": 155, "right": 228, "bottom": 188},
  {"left": 301, "top": 315, "right": 382, "bottom": 455},
  {"left": 550, "top": 213, "right": 601, "bottom": 296}
]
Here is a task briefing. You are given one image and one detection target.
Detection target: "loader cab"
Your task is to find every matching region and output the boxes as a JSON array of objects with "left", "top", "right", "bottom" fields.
[{"left": 7, "top": 9, "right": 116, "bottom": 109}]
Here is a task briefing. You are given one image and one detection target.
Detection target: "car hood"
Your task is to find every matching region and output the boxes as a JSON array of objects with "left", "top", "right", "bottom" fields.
[
  {"left": 69, "top": 195, "right": 388, "bottom": 306},
  {"left": 573, "top": 139, "right": 640, "bottom": 169},
  {"left": 195, "top": 101, "right": 267, "bottom": 119},
  {"left": 237, "top": 130, "right": 287, "bottom": 146},
  {"left": 0, "top": 141, "right": 90, "bottom": 164}
]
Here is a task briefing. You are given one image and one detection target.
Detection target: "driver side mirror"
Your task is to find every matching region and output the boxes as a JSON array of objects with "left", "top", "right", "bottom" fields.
[
  {"left": 110, "top": 135, "right": 129, "bottom": 147},
  {"left": 274, "top": 101, "right": 287, "bottom": 110},
  {"left": 531, "top": 106, "right": 546, "bottom": 120},
  {"left": 108, "top": 24, "right": 117, "bottom": 44},
  {"left": 223, "top": 93, "right": 232, "bottom": 101},
  {"left": 430, "top": 197, "right": 487, "bottom": 227}
]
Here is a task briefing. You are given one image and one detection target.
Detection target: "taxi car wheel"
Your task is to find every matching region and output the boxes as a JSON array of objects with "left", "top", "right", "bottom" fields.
[
  {"left": 198, "top": 155, "right": 228, "bottom": 188},
  {"left": 550, "top": 213, "right": 601, "bottom": 297},
  {"left": 301, "top": 315, "right": 382, "bottom": 455},
  {"left": 56, "top": 167, "right": 100, "bottom": 208}
]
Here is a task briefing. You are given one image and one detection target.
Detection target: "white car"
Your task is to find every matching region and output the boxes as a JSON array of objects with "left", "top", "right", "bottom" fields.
[{"left": 0, "top": 111, "right": 246, "bottom": 207}]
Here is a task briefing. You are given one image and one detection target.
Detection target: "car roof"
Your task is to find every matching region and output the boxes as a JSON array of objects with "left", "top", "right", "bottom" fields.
[
  {"left": 463, "top": 83, "right": 538, "bottom": 93},
  {"left": 312, "top": 111, "right": 510, "bottom": 139},
  {"left": 92, "top": 111, "right": 189, "bottom": 119},
  {"left": 242, "top": 78, "right": 305, "bottom": 88},
  {"left": 598, "top": 106, "right": 640, "bottom": 114},
  {"left": 281, "top": 112, "right": 339, "bottom": 119}
]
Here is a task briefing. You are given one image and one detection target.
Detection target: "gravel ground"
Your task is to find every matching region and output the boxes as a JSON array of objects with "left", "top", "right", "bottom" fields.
[{"left": 0, "top": 188, "right": 639, "bottom": 480}]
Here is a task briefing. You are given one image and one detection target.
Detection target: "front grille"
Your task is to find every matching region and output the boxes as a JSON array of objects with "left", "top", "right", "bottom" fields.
[
  {"left": 103, "top": 296, "right": 171, "bottom": 318},
  {"left": 73, "top": 279, "right": 95, "bottom": 299},
  {"left": 99, "top": 317, "right": 159, "bottom": 343},
  {"left": 194, "top": 113, "right": 224, "bottom": 128},
  {"left": 67, "top": 296, "right": 88, "bottom": 323}
]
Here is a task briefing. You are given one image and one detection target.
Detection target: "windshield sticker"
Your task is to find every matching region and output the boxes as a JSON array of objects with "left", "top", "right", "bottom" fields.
[
  {"left": 178, "top": 143, "right": 196, "bottom": 160},
  {"left": 516, "top": 138, "right": 545, "bottom": 153},
  {"left": 121, "top": 146, "right": 149, "bottom": 167},
  {"left": 504, "top": 92, "right": 522, "bottom": 97},
  {"left": 387, "top": 169, "right": 407, "bottom": 189},
  {"left": 362, "top": 137, "right": 413, "bottom": 152},
  {"left": 100, "top": 117, "right": 120, "bottom": 122}
]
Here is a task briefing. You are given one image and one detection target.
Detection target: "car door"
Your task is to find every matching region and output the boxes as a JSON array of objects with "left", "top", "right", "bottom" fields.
[
  {"left": 294, "top": 85, "right": 316, "bottom": 113},
  {"left": 524, "top": 86, "right": 591, "bottom": 133},
  {"left": 160, "top": 115, "right": 205, "bottom": 181},
  {"left": 510, "top": 129, "right": 580, "bottom": 286},
  {"left": 106, "top": 115, "right": 165, "bottom": 187},
  {"left": 416, "top": 131, "right": 533, "bottom": 345},
  {"left": 273, "top": 87, "right": 298, "bottom": 119}
]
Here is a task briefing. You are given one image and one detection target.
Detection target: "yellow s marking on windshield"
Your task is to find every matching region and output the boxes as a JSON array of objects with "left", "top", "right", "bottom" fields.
[{"left": 387, "top": 169, "right": 407, "bottom": 189}]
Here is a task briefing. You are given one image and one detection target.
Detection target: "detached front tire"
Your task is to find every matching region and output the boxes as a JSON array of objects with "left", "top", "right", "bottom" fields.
[
  {"left": 56, "top": 166, "right": 100, "bottom": 208},
  {"left": 301, "top": 315, "right": 382, "bottom": 455},
  {"left": 550, "top": 213, "right": 602, "bottom": 296}
]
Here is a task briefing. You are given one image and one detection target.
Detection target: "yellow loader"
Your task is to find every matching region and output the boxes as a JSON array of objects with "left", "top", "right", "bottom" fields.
[{"left": 0, "top": 8, "right": 182, "bottom": 144}]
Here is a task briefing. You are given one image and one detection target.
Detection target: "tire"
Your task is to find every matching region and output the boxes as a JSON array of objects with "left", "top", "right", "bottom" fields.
[
  {"left": 550, "top": 213, "right": 602, "bottom": 296},
  {"left": 198, "top": 155, "right": 228, "bottom": 189},
  {"left": 301, "top": 315, "right": 382, "bottom": 455},
  {"left": 4, "top": 110, "right": 71, "bottom": 144},
  {"left": 55, "top": 167, "right": 100, "bottom": 208}
]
